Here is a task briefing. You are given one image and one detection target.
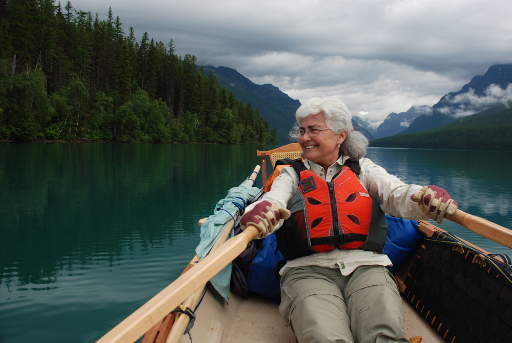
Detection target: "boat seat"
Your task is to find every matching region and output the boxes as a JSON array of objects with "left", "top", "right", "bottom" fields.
[{"left": 256, "top": 143, "right": 302, "bottom": 183}]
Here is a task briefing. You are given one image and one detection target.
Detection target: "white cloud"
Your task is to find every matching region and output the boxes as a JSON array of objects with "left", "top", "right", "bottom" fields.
[
  {"left": 439, "top": 84, "right": 512, "bottom": 117},
  {"left": 76, "top": 0, "right": 512, "bottom": 123}
]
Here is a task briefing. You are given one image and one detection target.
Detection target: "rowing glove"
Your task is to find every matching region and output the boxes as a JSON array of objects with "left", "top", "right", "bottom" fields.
[
  {"left": 413, "top": 185, "right": 457, "bottom": 223},
  {"left": 240, "top": 200, "right": 291, "bottom": 238}
]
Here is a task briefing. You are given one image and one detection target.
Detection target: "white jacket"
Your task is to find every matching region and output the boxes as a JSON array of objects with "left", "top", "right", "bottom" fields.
[{"left": 261, "top": 155, "right": 427, "bottom": 276}]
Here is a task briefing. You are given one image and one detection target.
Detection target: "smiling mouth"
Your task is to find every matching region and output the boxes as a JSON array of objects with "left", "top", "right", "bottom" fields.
[{"left": 303, "top": 145, "right": 318, "bottom": 150}]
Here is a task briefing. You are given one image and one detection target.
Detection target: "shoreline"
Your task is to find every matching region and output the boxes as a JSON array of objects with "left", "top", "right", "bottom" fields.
[{"left": 0, "top": 139, "right": 255, "bottom": 145}]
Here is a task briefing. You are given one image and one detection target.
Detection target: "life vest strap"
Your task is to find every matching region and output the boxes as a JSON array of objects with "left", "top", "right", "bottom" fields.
[{"left": 310, "top": 233, "right": 368, "bottom": 246}]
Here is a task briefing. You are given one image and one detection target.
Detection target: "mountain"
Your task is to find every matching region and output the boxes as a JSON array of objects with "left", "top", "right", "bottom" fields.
[
  {"left": 375, "top": 105, "right": 432, "bottom": 138},
  {"left": 203, "top": 66, "right": 300, "bottom": 143},
  {"left": 377, "top": 64, "right": 512, "bottom": 138},
  {"left": 433, "top": 64, "right": 512, "bottom": 116},
  {"left": 352, "top": 116, "right": 376, "bottom": 140},
  {"left": 370, "top": 104, "right": 512, "bottom": 149},
  {"left": 402, "top": 112, "right": 455, "bottom": 134}
]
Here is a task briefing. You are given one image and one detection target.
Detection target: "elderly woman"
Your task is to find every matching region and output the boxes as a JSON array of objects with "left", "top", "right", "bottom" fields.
[{"left": 240, "top": 97, "right": 457, "bottom": 343}]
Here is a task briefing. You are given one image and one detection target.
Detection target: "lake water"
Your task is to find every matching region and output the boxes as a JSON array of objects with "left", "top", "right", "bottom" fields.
[{"left": 1, "top": 143, "right": 511, "bottom": 342}]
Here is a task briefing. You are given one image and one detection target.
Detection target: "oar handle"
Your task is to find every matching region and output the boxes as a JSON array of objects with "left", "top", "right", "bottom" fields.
[
  {"left": 412, "top": 191, "right": 512, "bottom": 249},
  {"left": 248, "top": 165, "right": 261, "bottom": 182},
  {"left": 97, "top": 226, "right": 260, "bottom": 343}
]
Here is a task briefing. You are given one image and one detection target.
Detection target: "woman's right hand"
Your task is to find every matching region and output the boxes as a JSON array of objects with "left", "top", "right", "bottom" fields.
[
  {"left": 240, "top": 200, "right": 290, "bottom": 238},
  {"left": 412, "top": 185, "right": 457, "bottom": 223}
]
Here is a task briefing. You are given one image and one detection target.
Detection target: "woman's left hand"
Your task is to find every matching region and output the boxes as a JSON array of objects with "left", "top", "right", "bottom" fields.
[{"left": 413, "top": 185, "right": 458, "bottom": 223}]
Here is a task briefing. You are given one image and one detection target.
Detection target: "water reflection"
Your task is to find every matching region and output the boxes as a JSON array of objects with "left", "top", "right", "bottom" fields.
[
  {"left": 0, "top": 143, "right": 262, "bottom": 342},
  {"left": 0, "top": 143, "right": 260, "bottom": 284}
]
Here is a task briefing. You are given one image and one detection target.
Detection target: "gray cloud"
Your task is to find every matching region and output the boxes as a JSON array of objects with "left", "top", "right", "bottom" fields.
[{"left": 78, "top": 0, "right": 512, "bottom": 125}]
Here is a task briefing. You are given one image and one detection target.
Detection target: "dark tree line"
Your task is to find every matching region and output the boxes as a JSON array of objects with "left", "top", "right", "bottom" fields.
[{"left": 0, "top": 0, "right": 276, "bottom": 143}]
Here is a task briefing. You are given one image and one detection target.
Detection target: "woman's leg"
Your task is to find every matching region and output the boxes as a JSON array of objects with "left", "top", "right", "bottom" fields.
[
  {"left": 279, "top": 266, "right": 354, "bottom": 343},
  {"left": 344, "top": 265, "right": 409, "bottom": 343}
]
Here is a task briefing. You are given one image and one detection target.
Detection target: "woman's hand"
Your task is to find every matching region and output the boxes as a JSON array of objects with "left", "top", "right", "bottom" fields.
[
  {"left": 240, "top": 200, "right": 291, "bottom": 238},
  {"left": 413, "top": 185, "right": 458, "bottom": 223}
]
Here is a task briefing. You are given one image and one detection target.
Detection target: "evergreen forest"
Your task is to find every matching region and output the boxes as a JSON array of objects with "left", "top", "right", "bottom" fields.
[{"left": 0, "top": 0, "right": 276, "bottom": 143}]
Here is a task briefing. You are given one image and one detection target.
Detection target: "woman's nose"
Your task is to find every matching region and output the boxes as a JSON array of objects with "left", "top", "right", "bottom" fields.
[{"left": 300, "top": 131, "right": 311, "bottom": 140}]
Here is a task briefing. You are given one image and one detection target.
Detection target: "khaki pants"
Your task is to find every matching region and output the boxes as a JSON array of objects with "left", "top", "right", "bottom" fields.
[{"left": 279, "top": 265, "right": 409, "bottom": 343}]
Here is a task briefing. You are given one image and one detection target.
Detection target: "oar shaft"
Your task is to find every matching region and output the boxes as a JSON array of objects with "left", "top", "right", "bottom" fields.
[
  {"left": 162, "top": 165, "right": 261, "bottom": 343},
  {"left": 248, "top": 165, "right": 261, "bottom": 182},
  {"left": 97, "top": 226, "right": 259, "bottom": 343},
  {"left": 411, "top": 191, "right": 512, "bottom": 249},
  {"left": 165, "top": 220, "right": 236, "bottom": 343},
  {"left": 448, "top": 209, "right": 512, "bottom": 249},
  {"left": 100, "top": 164, "right": 265, "bottom": 343}
]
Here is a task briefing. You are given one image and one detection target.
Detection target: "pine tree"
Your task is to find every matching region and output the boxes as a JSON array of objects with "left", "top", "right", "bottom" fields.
[{"left": 0, "top": 3, "right": 276, "bottom": 143}]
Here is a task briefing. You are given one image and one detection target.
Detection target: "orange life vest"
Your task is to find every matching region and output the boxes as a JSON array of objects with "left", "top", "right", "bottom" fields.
[{"left": 273, "top": 158, "right": 388, "bottom": 260}]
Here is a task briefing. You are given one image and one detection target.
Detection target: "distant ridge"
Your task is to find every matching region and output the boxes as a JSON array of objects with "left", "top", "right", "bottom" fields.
[
  {"left": 371, "top": 105, "right": 512, "bottom": 150},
  {"left": 203, "top": 66, "right": 300, "bottom": 143},
  {"left": 352, "top": 116, "right": 376, "bottom": 140},
  {"left": 374, "top": 105, "right": 431, "bottom": 139},
  {"left": 375, "top": 63, "right": 512, "bottom": 138}
]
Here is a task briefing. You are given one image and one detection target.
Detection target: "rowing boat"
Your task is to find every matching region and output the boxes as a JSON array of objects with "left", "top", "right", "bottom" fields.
[
  {"left": 155, "top": 219, "right": 512, "bottom": 343},
  {"left": 98, "top": 144, "right": 512, "bottom": 343}
]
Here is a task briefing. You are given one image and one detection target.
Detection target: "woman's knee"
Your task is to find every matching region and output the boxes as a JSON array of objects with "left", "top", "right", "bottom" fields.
[{"left": 290, "top": 294, "right": 354, "bottom": 343}]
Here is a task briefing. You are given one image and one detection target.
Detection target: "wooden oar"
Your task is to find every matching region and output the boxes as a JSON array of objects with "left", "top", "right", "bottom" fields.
[
  {"left": 97, "top": 166, "right": 274, "bottom": 343},
  {"left": 97, "top": 225, "right": 260, "bottom": 343},
  {"left": 142, "top": 221, "right": 238, "bottom": 343},
  {"left": 164, "top": 220, "right": 236, "bottom": 343},
  {"left": 412, "top": 193, "right": 512, "bottom": 249},
  {"left": 143, "top": 165, "right": 261, "bottom": 343}
]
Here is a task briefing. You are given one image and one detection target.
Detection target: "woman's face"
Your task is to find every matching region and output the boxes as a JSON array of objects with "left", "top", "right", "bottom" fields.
[{"left": 298, "top": 112, "right": 347, "bottom": 168}]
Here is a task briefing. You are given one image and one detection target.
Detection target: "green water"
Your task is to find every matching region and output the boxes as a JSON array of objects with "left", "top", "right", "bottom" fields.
[{"left": 1, "top": 144, "right": 511, "bottom": 342}]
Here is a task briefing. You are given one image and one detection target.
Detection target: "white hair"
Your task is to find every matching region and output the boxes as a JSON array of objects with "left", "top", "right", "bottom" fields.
[{"left": 292, "top": 97, "right": 368, "bottom": 159}]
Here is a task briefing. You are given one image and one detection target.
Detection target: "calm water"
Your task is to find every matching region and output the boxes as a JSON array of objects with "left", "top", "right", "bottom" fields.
[{"left": 0, "top": 144, "right": 511, "bottom": 342}]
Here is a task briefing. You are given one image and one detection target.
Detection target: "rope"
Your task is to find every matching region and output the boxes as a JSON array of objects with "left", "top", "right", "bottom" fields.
[
  {"left": 232, "top": 196, "right": 246, "bottom": 212},
  {"left": 425, "top": 232, "right": 512, "bottom": 284},
  {"left": 171, "top": 305, "right": 196, "bottom": 337},
  {"left": 219, "top": 208, "right": 236, "bottom": 223}
]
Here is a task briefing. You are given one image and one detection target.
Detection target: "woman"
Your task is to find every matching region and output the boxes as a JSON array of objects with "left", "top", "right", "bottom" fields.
[{"left": 240, "top": 97, "right": 457, "bottom": 343}]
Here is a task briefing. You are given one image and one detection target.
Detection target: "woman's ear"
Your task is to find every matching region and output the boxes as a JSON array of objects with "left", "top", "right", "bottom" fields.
[{"left": 337, "top": 131, "right": 347, "bottom": 145}]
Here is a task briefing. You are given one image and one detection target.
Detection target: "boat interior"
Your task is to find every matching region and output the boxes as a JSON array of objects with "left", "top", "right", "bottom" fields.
[{"left": 188, "top": 288, "right": 443, "bottom": 343}]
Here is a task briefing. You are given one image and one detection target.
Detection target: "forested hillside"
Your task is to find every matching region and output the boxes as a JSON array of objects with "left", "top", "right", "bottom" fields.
[
  {"left": 203, "top": 66, "right": 299, "bottom": 143},
  {"left": 370, "top": 106, "right": 512, "bottom": 150},
  {"left": 0, "top": 1, "right": 276, "bottom": 143}
]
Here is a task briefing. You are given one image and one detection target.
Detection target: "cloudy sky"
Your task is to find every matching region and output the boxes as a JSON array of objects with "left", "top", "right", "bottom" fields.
[{"left": 78, "top": 0, "right": 512, "bottom": 126}]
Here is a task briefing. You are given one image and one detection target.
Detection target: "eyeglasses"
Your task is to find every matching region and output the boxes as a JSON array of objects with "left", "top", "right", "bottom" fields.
[{"left": 292, "top": 126, "right": 333, "bottom": 137}]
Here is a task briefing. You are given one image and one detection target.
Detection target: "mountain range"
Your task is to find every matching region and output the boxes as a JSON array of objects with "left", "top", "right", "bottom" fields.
[
  {"left": 203, "top": 65, "right": 380, "bottom": 143},
  {"left": 374, "top": 105, "right": 431, "bottom": 139},
  {"left": 203, "top": 63, "right": 512, "bottom": 147},
  {"left": 374, "top": 64, "right": 512, "bottom": 139},
  {"left": 371, "top": 104, "right": 512, "bottom": 149},
  {"left": 203, "top": 66, "right": 299, "bottom": 143}
]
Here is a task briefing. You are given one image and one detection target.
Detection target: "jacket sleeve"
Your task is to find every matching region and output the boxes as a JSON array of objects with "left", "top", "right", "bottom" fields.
[
  {"left": 258, "top": 166, "right": 298, "bottom": 231},
  {"left": 261, "top": 166, "right": 298, "bottom": 209},
  {"left": 359, "top": 157, "right": 427, "bottom": 219}
]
